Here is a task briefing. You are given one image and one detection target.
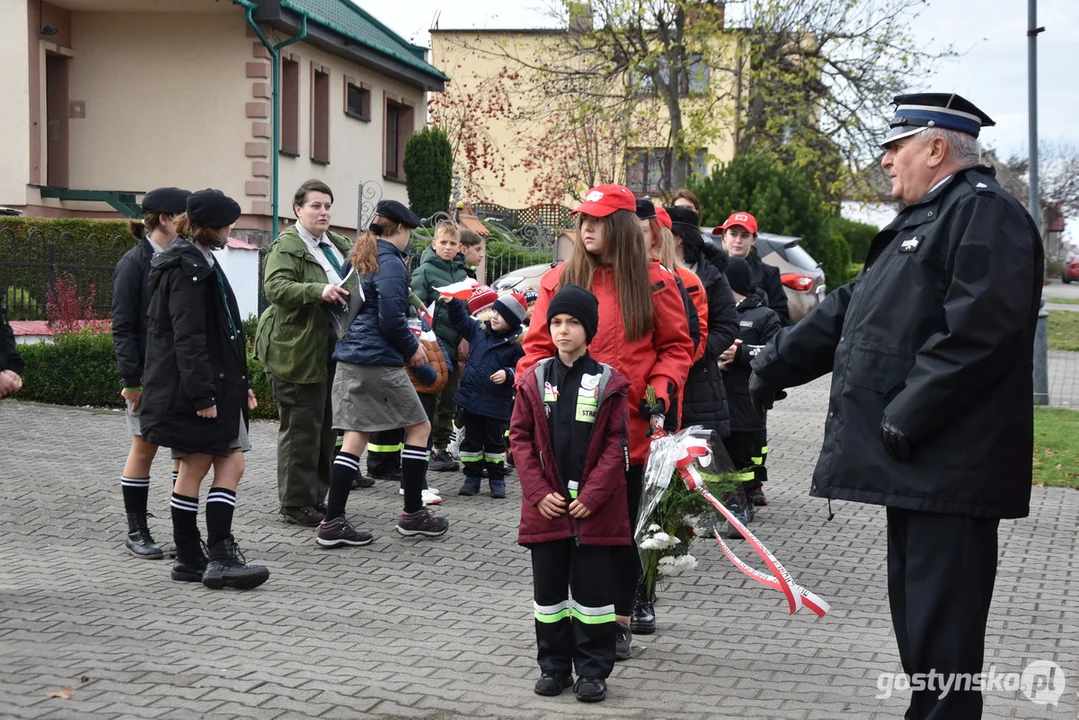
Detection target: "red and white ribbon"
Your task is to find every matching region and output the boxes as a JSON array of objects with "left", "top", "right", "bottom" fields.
[{"left": 668, "top": 432, "right": 830, "bottom": 618}]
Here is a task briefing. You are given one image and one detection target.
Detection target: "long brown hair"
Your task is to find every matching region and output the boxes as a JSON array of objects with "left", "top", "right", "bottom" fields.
[
  {"left": 128, "top": 211, "right": 170, "bottom": 240},
  {"left": 350, "top": 215, "right": 402, "bottom": 275},
  {"left": 560, "top": 209, "right": 654, "bottom": 340},
  {"left": 656, "top": 226, "right": 680, "bottom": 270},
  {"left": 175, "top": 213, "right": 227, "bottom": 249}
]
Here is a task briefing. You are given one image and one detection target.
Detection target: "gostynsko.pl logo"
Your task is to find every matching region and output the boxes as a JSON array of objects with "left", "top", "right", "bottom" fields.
[{"left": 876, "top": 661, "right": 1066, "bottom": 706}]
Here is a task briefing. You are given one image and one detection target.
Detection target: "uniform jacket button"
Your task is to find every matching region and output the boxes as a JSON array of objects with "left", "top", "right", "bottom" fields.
[{"left": 218, "top": 373, "right": 225, "bottom": 378}]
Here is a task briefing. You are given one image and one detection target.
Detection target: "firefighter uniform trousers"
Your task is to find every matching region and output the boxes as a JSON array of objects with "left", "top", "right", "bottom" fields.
[
  {"left": 531, "top": 539, "right": 619, "bottom": 679},
  {"left": 363, "top": 395, "right": 438, "bottom": 477},
  {"left": 724, "top": 429, "right": 768, "bottom": 491},
  {"left": 458, "top": 410, "right": 507, "bottom": 483}
]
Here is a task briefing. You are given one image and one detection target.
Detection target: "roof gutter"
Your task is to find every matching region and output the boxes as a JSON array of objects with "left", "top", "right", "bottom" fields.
[{"left": 233, "top": 0, "right": 307, "bottom": 243}]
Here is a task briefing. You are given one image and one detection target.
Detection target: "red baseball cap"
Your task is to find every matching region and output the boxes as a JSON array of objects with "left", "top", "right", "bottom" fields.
[
  {"left": 572, "top": 184, "right": 636, "bottom": 217},
  {"left": 655, "top": 206, "right": 673, "bottom": 230},
  {"left": 715, "top": 211, "right": 758, "bottom": 235}
]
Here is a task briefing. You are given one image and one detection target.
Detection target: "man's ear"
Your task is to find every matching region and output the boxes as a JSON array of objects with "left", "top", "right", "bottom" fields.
[{"left": 926, "top": 136, "right": 949, "bottom": 169}]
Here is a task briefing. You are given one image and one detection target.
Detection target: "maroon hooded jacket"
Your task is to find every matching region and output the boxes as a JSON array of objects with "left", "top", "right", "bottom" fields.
[{"left": 512, "top": 357, "right": 632, "bottom": 546}]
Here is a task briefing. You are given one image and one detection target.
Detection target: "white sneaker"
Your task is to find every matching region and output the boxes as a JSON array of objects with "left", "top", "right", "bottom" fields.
[
  {"left": 398, "top": 488, "right": 443, "bottom": 505},
  {"left": 427, "top": 486, "right": 441, "bottom": 495}
]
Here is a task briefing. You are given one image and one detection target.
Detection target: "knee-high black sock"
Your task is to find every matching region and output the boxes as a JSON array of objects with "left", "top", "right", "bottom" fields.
[
  {"left": 121, "top": 476, "right": 150, "bottom": 515},
  {"left": 170, "top": 492, "right": 199, "bottom": 542},
  {"left": 401, "top": 445, "right": 429, "bottom": 514},
  {"left": 205, "top": 487, "right": 237, "bottom": 548},
  {"left": 324, "top": 452, "right": 359, "bottom": 520}
]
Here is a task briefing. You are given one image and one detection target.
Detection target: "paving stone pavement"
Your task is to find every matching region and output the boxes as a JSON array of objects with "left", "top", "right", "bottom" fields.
[{"left": 1, "top": 380, "right": 1076, "bottom": 720}]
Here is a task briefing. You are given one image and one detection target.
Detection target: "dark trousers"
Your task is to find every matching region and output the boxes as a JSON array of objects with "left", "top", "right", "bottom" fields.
[
  {"left": 614, "top": 464, "right": 643, "bottom": 617},
  {"left": 725, "top": 429, "right": 768, "bottom": 491},
  {"left": 531, "top": 539, "right": 619, "bottom": 679},
  {"left": 366, "top": 394, "right": 438, "bottom": 479},
  {"left": 431, "top": 370, "right": 460, "bottom": 448},
  {"left": 459, "top": 410, "right": 507, "bottom": 482},
  {"left": 886, "top": 507, "right": 999, "bottom": 720},
  {"left": 269, "top": 364, "right": 335, "bottom": 508}
]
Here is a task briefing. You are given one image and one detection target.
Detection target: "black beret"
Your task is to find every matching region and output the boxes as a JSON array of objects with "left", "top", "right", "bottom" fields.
[
  {"left": 186, "top": 189, "right": 241, "bottom": 228},
  {"left": 142, "top": 187, "right": 190, "bottom": 215},
  {"left": 375, "top": 200, "right": 422, "bottom": 229},
  {"left": 666, "top": 205, "right": 703, "bottom": 248},
  {"left": 635, "top": 198, "right": 657, "bottom": 220}
]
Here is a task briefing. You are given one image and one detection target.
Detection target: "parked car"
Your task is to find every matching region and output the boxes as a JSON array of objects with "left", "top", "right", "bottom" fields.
[
  {"left": 706, "top": 230, "right": 826, "bottom": 323},
  {"left": 1064, "top": 256, "right": 1079, "bottom": 284},
  {"left": 491, "top": 263, "right": 553, "bottom": 293}
]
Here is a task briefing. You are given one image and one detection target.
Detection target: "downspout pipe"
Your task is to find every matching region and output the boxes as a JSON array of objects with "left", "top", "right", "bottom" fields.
[{"left": 233, "top": 0, "right": 307, "bottom": 242}]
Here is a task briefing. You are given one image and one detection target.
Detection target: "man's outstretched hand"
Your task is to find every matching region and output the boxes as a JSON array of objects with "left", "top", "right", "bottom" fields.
[{"left": 748, "top": 372, "right": 783, "bottom": 416}]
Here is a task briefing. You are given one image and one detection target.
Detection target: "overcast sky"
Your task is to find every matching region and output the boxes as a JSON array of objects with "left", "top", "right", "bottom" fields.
[{"left": 371, "top": 0, "right": 1078, "bottom": 161}]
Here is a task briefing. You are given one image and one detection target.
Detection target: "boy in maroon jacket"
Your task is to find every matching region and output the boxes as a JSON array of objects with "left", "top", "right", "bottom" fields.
[{"left": 510, "top": 284, "right": 631, "bottom": 704}]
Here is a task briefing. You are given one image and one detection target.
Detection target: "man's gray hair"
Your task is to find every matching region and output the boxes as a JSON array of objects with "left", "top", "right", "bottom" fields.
[{"left": 920, "top": 127, "right": 981, "bottom": 168}]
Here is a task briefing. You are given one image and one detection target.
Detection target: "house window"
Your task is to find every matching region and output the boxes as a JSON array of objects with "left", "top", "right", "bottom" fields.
[
  {"left": 311, "top": 64, "right": 330, "bottom": 163},
  {"left": 629, "top": 55, "right": 709, "bottom": 98},
  {"left": 345, "top": 77, "right": 371, "bottom": 121},
  {"left": 280, "top": 55, "right": 300, "bottom": 155},
  {"left": 384, "top": 96, "right": 414, "bottom": 180},
  {"left": 625, "top": 148, "right": 672, "bottom": 196}
]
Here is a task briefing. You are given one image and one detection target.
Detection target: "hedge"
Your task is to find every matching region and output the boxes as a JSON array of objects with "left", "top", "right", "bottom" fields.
[
  {"left": 16, "top": 330, "right": 279, "bottom": 420},
  {"left": 831, "top": 216, "right": 879, "bottom": 266}
]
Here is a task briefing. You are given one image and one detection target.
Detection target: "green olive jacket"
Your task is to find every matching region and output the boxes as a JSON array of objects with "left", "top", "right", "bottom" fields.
[{"left": 254, "top": 225, "right": 352, "bottom": 384}]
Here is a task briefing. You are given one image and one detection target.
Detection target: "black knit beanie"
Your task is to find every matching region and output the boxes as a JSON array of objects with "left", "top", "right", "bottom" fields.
[
  {"left": 726, "top": 256, "right": 753, "bottom": 296},
  {"left": 547, "top": 283, "right": 599, "bottom": 343}
]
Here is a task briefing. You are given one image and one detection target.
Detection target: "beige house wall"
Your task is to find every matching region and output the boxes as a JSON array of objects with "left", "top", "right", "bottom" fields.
[
  {"left": 431, "top": 30, "right": 739, "bottom": 208},
  {"left": 0, "top": 0, "right": 31, "bottom": 207}
]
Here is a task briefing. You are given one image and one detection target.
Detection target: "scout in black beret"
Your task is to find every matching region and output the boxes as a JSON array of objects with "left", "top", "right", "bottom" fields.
[
  {"left": 881, "top": 93, "right": 995, "bottom": 148},
  {"left": 635, "top": 198, "right": 657, "bottom": 220},
  {"left": 374, "top": 200, "right": 422, "bottom": 230},
  {"left": 186, "top": 189, "right": 242, "bottom": 229},
  {"left": 666, "top": 205, "right": 703, "bottom": 249},
  {"left": 142, "top": 187, "right": 190, "bottom": 215}
]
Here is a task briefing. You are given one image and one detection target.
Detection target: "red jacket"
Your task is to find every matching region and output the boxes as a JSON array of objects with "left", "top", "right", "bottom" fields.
[
  {"left": 675, "top": 266, "right": 709, "bottom": 363},
  {"left": 513, "top": 359, "right": 632, "bottom": 546},
  {"left": 518, "top": 261, "right": 694, "bottom": 466}
]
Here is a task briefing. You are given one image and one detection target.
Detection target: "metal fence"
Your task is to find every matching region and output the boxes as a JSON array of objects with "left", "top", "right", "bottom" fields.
[{"left": 0, "top": 226, "right": 135, "bottom": 321}]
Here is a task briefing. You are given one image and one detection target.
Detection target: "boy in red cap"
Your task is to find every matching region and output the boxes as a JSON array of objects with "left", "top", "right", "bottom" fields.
[{"left": 443, "top": 291, "right": 527, "bottom": 498}]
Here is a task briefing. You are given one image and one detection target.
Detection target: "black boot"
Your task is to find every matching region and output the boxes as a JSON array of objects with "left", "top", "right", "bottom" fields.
[
  {"left": 202, "top": 537, "right": 269, "bottom": 590},
  {"left": 630, "top": 582, "right": 656, "bottom": 635},
  {"left": 171, "top": 535, "right": 208, "bottom": 582},
  {"left": 125, "top": 512, "right": 164, "bottom": 559}
]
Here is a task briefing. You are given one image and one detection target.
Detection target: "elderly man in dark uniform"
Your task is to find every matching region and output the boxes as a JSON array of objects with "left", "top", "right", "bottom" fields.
[{"left": 750, "top": 94, "right": 1043, "bottom": 719}]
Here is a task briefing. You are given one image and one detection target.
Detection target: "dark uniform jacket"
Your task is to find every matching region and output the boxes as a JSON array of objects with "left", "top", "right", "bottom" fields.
[
  {"left": 747, "top": 246, "right": 791, "bottom": 326},
  {"left": 513, "top": 355, "right": 632, "bottom": 546},
  {"left": 681, "top": 244, "right": 739, "bottom": 438},
  {"left": 112, "top": 239, "right": 156, "bottom": 388},
  {"left": 334, "top": 239, "right": 419, "bottom": 367},
  {"left": 752, "top": 166, "right": 1043, "bottom": 519},
  {"left": 447, "top": 298, "right": 525, "bottom": 421},
  {"left": 1, "top": 306, "right": 24, "bottom": 375},
  {"left": 723, "top": 288, "right": 784, "bottom": 432},
  {"left": 141, "top": 240, "right": 250, "bottom": 457}
]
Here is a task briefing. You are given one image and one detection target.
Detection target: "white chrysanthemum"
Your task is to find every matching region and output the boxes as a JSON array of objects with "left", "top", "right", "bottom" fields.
[
  {"left": 657, "top": 555, "right": 684, "bottom": 576},
  {"left": 639, "top": 537, "right": 661, "bottom": 550},
  {"left": 674, "top": 554, "right": 698, "bottom": 571},
  {"left": 647, "top": 523, "right": 661, "bottom": 533}
]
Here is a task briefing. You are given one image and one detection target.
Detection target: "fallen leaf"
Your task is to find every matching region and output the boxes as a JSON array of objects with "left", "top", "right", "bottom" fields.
[
  {"left": 1055, "top": 464, "right": 1063, "bottom": 470},
  {"left": 46, "top": 687, "right": 73, "bottom": 700},
  {"left": 1035, "top": 482, "right": 1046, "bottom": 488}
]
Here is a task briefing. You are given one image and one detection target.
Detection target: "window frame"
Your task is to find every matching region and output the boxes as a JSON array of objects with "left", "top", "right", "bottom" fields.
[
  {"left": 344, "top": 76, "right": 371, "bottom": 122},
  {"left": 383, "top": 93, "right": 415, "bottom": 182},
  {"left": 279, "top": 53, "right": 300, "bottom": 157},
  {"left": 310, "top": 62, "right": 331, "bottom": 165}
]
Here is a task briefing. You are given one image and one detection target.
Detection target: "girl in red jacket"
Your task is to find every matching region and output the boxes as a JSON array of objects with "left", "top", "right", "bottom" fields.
[
  {"left": 518, "top": 183, "right": 694, "bottom": 659},
  {"left": 512, "top": 284, "right": 631, "bottom": 703}
]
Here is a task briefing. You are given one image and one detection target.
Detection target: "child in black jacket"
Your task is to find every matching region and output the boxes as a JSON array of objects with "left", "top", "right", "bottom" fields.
[
  {"left": 444, "top": 292, "right": 526, "bottom": 498},
  {"left": 719, "top": 257, "right": 783, "bottom": 538}
]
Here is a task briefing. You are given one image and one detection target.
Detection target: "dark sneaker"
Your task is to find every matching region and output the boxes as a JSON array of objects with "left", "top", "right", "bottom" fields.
[
  {"left": 171, "top": 538, "right": 208, "bottom": 583},
  {"left": 574, "top": 677, "right": 607, "bottom": 703},
  {"left": 751, "top": 487, "right": 768, "bottom": 506},
  {"left": 202, "top": 538, "right": 269, "bottom": 590},
  {"left": 396, "top": 508, "right": 449, "bottom": 538},
  {"left": 316, "top": 516, "right": 374, "bottom": 548},
  {"left": 125, "top": 512, "right": 164, "bottom": 559},
  {"left": 429, "top": 449, "right": 460, "bottom": 473},
  {"left": 614, "top": 622, "right": 632, "bottom": 661},
  {"left": 534, "top": 672, "right": 573, "bottom": 696},
  {"left": 369, "top": 467, "right": 403, "bottom": 482},
  {"left": 352, "top": 474, "right": 376, "bottom": 489},
  {"left": 280, "top": 505, "right": 324, "bottom": 527},
  {"left": 489, "top": 479, "right": 506, "bottom": 499},
  {"left": 458, "top": 477, "right": 481, "bottom": 496}
]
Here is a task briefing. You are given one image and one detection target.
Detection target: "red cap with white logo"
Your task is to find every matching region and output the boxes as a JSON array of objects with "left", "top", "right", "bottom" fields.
[
  {"left": 716, "top": 211, "right": 758, "bottom": 235},
  {"left": 655, "top": 206, "right": 673, "bottom": 230},
  {"left": 572, "top": 184, "right": 637, "bottom": 218}
]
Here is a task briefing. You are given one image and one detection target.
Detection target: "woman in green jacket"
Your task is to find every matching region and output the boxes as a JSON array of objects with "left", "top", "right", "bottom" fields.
[{"left": 254, "top": 180, "right": 352, "bottom": 526}]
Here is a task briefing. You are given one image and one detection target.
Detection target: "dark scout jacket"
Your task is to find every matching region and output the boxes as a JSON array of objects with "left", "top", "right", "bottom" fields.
[{"left": 752, "top": 166, "right": 1043, "bottom": 519}]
